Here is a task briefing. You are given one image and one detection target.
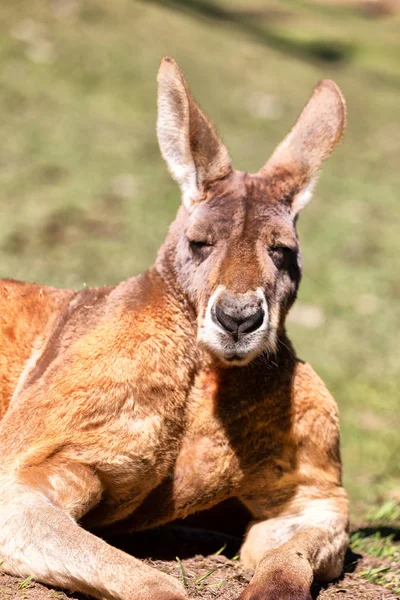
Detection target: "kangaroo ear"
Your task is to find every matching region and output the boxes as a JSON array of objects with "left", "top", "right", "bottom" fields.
[
  {"left": 259, "top": 80, "right": 346, "bottom": 215},
  {"left": 157, "top": 57, "right": 232, "bottom": 209}
]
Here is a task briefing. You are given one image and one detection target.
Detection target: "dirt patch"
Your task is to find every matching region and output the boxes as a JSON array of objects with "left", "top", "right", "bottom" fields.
[{"left": 0, "top": 526, "right": 398, "bottom": 600}]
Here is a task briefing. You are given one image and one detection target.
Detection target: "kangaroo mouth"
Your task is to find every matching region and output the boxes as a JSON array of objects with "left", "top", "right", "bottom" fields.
[
  {"left": 198, "top": 286, "right": 276, "bottom": 367},
  {"left": 225, "top": 354, "right": 245, "bottom": 363}
]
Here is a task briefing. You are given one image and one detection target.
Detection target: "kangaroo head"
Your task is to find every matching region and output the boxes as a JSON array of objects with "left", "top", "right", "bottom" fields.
[{"left": 156, "top": 57, "right": 346, "bottom": 366}]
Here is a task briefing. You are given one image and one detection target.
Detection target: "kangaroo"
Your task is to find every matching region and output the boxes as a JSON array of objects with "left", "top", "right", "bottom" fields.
[{"left": 0, "top": 58, "right": 348, "bottom": 600}]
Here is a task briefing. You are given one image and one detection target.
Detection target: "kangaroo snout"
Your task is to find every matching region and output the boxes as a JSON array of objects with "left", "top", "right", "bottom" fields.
[
  {"left": 214, "top": 303, "right": 264, "bottom": 340},
  {"left": 212, "top": 290, "right": 266, "bottom": 341},
  {"left": 200, "top": 286, "right": 270, "bottom": 364}
]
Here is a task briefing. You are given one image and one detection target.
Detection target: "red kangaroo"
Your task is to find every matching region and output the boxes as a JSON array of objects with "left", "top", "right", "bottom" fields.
[{"left": 0, "top": 58, "right": 348, "bottom": 600}]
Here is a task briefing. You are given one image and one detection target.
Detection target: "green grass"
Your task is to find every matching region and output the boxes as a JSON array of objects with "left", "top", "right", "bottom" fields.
[
  {"left": 17, "top": 577, "right": 33, "bottom": 591},
  {"left": 359, "top": 565, "right": 400, "bottom": 595},
  {"left": 367, "top": 501, "right": 400, "bottom": 526},
  {"left": 0, "top": 0, "right": 399, "bottom": 517},
  {"left": 176, "top": 554, "right": 223, "bottom": 593},
  {"left": 176, "top": 556, "right": 189, "bottom": 588},
  {"left": 351, "top": 527, "right": 400, "bottom": 595},
  {"left": 351, "top": 531, "right": 399, "bottom": 561}
]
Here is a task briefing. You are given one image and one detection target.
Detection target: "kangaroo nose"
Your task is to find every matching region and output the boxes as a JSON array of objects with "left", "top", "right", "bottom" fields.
[{"left": 215, "top": 305, "right": 264, "bottom": 339}]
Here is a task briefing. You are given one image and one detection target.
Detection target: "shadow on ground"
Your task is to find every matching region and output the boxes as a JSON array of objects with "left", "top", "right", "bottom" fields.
[
  {"left": 354, "top": 526, "right": 400, "bottom": 541},
  {"left": 100, "top": 517, "right": 400, "bottom": 599},
  {"left": 144, "top": 0, "right": 353, "bottom": 64}
]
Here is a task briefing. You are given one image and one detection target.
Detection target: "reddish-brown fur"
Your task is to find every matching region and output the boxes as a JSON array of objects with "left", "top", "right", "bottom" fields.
[{"left": 0, "top": 58, "right": 349, "bottom": 600}]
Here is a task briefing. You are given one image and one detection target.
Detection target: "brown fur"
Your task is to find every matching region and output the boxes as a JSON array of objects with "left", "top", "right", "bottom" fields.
[{"left": 0, "top": 58, "right": 348, "bottom": 600}]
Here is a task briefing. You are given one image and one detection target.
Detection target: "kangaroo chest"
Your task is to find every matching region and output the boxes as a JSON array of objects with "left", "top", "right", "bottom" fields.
[{"left": 91, "top": 368, "right": 293, "bottom": 532}]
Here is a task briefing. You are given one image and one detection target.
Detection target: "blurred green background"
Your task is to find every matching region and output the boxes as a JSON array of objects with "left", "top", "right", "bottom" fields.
[{"left": 0, "top": 0, "right": 399, "bottom": 520}]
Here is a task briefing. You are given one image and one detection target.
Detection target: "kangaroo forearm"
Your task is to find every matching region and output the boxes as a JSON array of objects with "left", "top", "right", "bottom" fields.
[
  {"left": 266, "top": 525, "right": 349, "bottom": 580},
  {"left": 0, "top": 484, "right": 187, "bottom": 600},
  {"left": 239, "top": 524, "right": 348, "bottom": 600},
  {"left": 237, "top": 491, "right": 348, "bottom": 599},
  {"left": 241, "top": 492, "right": 349, "bottom": 575}
]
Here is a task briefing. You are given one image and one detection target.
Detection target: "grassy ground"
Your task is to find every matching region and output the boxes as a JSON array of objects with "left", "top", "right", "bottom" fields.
[{"left": 0, "top": 0, "right": 399, "bottom": 580}]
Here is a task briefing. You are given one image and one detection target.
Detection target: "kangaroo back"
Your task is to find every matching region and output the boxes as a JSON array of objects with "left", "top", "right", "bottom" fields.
[{"left": 0, "top": 279, "right": 73, "bottom": 418}]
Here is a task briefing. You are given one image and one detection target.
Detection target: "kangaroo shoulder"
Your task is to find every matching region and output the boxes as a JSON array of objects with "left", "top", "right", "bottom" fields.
[{"left": 291, "top": 360, "right": 340, "bottom": 441}]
